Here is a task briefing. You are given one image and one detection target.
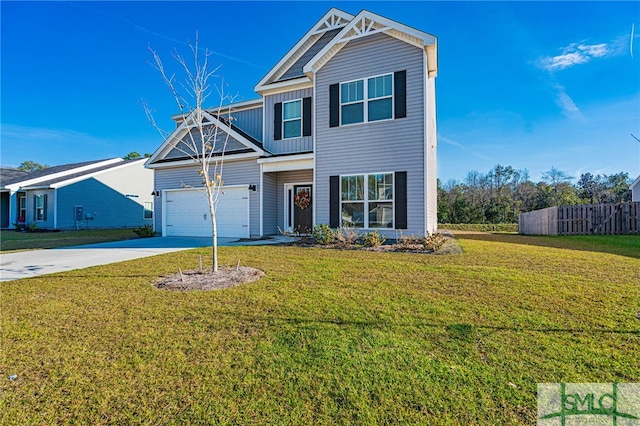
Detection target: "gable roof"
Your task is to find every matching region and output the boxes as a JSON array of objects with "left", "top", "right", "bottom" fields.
[
  {"left": 631, "top": 175, "right": 640, "bottom": 190},
  {"left": 0, "top": 169, "right": 30, "bottom": 187},
  {"left": 20, "top": 159, "right": 147, "bottom": 190},
  {"left": 303, "top": 10, "right": 438, "bottom": 78},
  {"left": 254, "top": 8, "right": 354, "bottom": 93},
  {"left": 1, "top": 158, "right": 123, "bottom": 190},
  {"left": 254, "top": 8, "right": 437, "bottom": 95},
  {"left": 146, "top": 109, "right": 267, "bottom": 168}
]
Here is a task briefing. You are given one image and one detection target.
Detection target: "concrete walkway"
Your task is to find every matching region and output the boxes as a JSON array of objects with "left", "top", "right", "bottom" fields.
[{"left": 0, "top": 235, "right": 292, "bottom": 282}]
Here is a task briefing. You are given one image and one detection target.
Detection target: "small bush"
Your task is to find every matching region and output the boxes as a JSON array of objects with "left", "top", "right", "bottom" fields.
[
  {"left": 335, "top": 226, "right": 359, "bottom": 245},
  {"left": 133, "top": 225, "right": 156, "bottom": 238},
  {"left": 312, "top": 224, "right": 335, "bottom": 245},
  {"left": 396, "top": 233, "right": 424, "bottom": 249},
  {"left": 423, "top": 233, "right": 446, "bottom": 252},
  {"left": 360, "top": 230, "right": 386, "bottom": 247}
]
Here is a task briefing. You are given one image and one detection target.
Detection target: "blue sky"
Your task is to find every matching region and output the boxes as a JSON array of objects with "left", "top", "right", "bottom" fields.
[{"left": 1, "top": 1, "right": 639, "bottom": 183}]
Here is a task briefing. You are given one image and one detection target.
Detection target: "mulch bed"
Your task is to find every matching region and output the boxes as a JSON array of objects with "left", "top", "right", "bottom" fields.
[{"left": 155, "top": 266, "right": 265, "bottom": 291}]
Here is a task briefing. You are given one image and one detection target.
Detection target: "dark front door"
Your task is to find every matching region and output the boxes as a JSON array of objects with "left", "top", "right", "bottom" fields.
[{"left": 293, "top": 185, "right": 312, "bottom": 233}]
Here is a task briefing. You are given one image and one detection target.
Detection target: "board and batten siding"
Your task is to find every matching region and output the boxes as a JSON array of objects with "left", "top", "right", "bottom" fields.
[
  {"left": 315, "top": 32, "right": 428, "bottom": 237},
  {"left": 264, "top": 88, "right": 314, "bottom": 154},
  {"left": 154, "top": 159, "right": 261, "bottom": 237},
  {"left": 229, "top": 106, "right": 263, "bottom": 142}
]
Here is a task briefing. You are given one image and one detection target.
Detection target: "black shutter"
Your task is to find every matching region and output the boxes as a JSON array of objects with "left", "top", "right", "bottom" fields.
[
  {"left": 33, "top": 195, "right": 37, "bottom": 221},
  {"left": 43, "top": 194, "right": 48, "bottom": 221},
  {"left": 329, "top": 84, "right": 339, "bottom": 127},
  {"left": 394, "top": 70, "right": 407, "bottom": 119},
  {"left": 394, "top": 171, "right": 407, "bottom": 229},
  {"left": 329, "top": 175, "right": 340, "bottom": 228},
  {"left": 302, "top": 97, "right": 312, "bottom": 136},
  {"left": 274, "top": 102, "right": 282, "bottom": 140}
]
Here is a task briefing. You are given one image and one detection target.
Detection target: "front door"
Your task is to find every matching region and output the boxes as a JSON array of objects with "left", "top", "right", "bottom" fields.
[{"left": 292, "top": 185, "right": 312, "bottom": 234}]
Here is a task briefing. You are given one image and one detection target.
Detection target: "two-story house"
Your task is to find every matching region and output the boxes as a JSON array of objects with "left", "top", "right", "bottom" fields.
[{"left": 145, "top": 8, "right": 438, "bottom": 239}]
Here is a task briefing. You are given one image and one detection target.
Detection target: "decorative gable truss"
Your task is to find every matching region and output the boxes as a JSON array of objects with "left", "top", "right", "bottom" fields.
[
  {"left": 146, "top": 109, "right": 265, "bottom": 168},
  {"left": 303, "top": 10, "right": 438, "bottom": 79},
  {"left": 254, "top": 8, "right": 354, "bottom": 93}
]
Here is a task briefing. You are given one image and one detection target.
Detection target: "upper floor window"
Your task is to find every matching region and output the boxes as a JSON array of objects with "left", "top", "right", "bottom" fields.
[
  {"left": 283, "top": 99, "right": 302, "bottom": 139},
  {"left": 330, "top": 70, "right": 406, "bottom": 128},
  {"left": 340, "top": 74, "right": 393, "bottom": 125},
  {"left": 273, "top": 97, "right": 312, "bottom": 140}
]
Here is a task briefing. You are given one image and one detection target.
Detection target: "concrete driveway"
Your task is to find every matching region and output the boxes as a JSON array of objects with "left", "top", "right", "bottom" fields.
[{"left": 0, "top": 236, "right": 290, "bottom": 282}]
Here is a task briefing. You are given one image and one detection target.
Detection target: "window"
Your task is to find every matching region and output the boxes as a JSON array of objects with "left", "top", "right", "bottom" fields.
[
  {"left": 34, "top": 194, "right": 46, "bottom": 222},
  {"left": 144, "top": 202, "right": 153, "bottom": 219},
  {"left": 18, "top": 196, "right": 26, "bottom": 222},
  {"left": 340, "top": 173, "right": 393, "bottom": 228},
  {"left": 282, "top": 99, "right": 302, "bottom": 139},
  {"left": 339, "top": 74, "right": 393, "bottom": 125},
  {"left": 330, "top": 70, "right": 405, "bottom": 128}
]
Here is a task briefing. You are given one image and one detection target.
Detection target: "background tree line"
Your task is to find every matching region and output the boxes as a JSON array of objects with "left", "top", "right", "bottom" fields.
[{"left": 438, "top": 165, "right": 633, "bottom": 224}]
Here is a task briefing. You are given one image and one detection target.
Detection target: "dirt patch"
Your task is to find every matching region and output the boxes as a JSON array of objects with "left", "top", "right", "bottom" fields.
[{"left": 155, "top": 266, "right": 265, "bottom": 291}]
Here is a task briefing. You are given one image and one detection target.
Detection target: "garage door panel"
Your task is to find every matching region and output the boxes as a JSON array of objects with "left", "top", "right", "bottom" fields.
[{"left": 164, "top": 188, "right": 249, "bottom": 238}]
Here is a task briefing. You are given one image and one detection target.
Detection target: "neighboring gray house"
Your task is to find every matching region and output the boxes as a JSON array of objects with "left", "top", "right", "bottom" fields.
[
  {"left": 1, "top": 158, "right": 153, "bottom": 230},
  {"left": 146, "top": 8, "right": 438, "bottom": 238},
  {"left": 632, "top": 175, "right": 640, "bottom": 202}
]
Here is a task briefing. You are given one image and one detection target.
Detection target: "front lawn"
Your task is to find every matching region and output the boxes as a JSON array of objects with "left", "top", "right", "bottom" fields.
[
  {"left": 0, "top": 229, "right": 139, "bottom": 252},
  {"left": 1, "top": 232, "right": 638, "bottom": 424}
]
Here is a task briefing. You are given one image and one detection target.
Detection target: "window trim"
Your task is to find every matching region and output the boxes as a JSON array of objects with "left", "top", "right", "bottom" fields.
[
  {"left": 18, "top": 196, "right": 26, "bottom": 222},
  {"left": 339, "top": 172, "right": 395, "bottom": 229},
  {"left": 34, "top": 194, "right": 46, "bottom": 222},
  {"left": 143, "top": 201, "right": 153, "bottom": 219},
  {"left": 282, "top": 98, "right": 303, "bottom": 140},
  {"left": 339, "top": 73, "right": 394, "bottom": 126}
]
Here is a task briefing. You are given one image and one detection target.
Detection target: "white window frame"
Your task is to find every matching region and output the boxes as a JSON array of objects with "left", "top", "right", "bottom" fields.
[
  {"left": 339, "top": 73, "right": 394, "bottom": 126},
  {"left": 143, "top": 201, "right": 153, "bottom": 219},
  {"left": 34, "top": 194, "right": 46, "bottom": 222},
  {"left": 282, "top": 99, "right": 302, "bottom": 139},
  {"left": 18, "top": 196, "right": 26, "bottom": 221},
  {"left": 340, "top": 172, "right": 394, "bottom": 229}
]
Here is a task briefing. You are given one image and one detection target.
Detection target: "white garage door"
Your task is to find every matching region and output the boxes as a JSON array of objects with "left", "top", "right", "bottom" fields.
[{"left": 164, "top": 187, "right": 249, "bottom": 238}]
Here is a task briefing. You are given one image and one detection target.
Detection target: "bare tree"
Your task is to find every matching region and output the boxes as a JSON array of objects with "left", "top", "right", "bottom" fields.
[{"left": 144, "top": 35, "right": 234, "bottom": 272}]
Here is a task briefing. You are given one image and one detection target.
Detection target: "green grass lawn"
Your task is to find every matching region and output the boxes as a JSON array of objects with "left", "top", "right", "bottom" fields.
[
  {"left": 0, "top": 229, "right": 139, "bottom": 252},
  {"left": 1, "top": 233, "right": 638, "bottom": 425}
]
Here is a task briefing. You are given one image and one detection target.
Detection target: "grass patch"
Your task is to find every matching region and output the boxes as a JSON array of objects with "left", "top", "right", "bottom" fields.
[
  {"left": 439, "top": 223, "right": 518, "bottom": 233},
  {"left": 1, "top": 233, "right": 638, "bottom": 424},
  {"left": 0, "top": 229, "right": 139, "bottom": 252}
]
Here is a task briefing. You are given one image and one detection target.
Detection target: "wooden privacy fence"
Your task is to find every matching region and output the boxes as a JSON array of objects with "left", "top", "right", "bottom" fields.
[{"left": 519, "top": 202, "right": 640, "bottom": 235}]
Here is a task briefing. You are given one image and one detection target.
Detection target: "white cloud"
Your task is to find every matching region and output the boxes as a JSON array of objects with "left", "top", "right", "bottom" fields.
[
  {"left": 538, "top": 41, "right": 611, "bottom": 71},
  {"left": 552, "top": 83, "right": 584, "bottom": 121}
]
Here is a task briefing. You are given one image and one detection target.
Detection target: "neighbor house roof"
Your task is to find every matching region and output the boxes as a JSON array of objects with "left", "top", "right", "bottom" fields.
[
  {"left": 0, "top": 169, "right": 30, "bottom": 187},
  {"left": 1, "top": 158, "right": 130, "bottom": 191},
  {"left": 20, "top": 159, "right": 147, "bottom": 190}
]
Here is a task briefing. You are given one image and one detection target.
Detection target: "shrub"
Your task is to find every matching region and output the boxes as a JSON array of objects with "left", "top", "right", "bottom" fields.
[
  {"left": 396, "top": 233, "right": 424, "bottom": 250},
  {"left": 312, "top": 224, "right": 335, "bottom": 245},
  {"left": 335, "top": 226, "right": 359, "bottom": 245},
  {"left": 423, "top": 233, "right": 446, "bottom": 252},
  {"left": 133, "top": 224, "right": 156, "bottom": 238},
  {"left": 361, "top": 230, "right": 386, "bottom": 247}
]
